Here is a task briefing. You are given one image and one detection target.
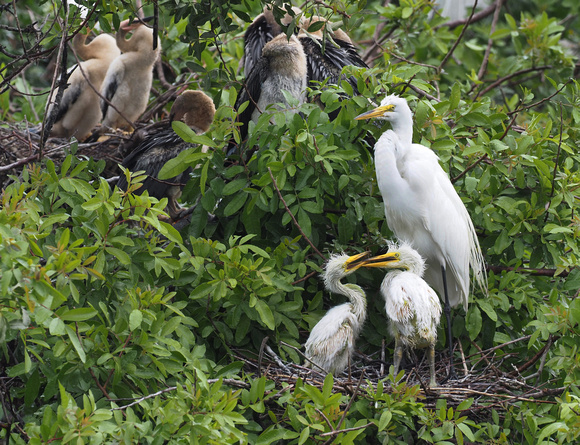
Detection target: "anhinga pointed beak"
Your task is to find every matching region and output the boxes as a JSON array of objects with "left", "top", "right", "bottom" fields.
[
  {"left": 344, "top": 251, "right": 372, "bottom": 271},
  {"left": 122, "top": 16, "right": 155, "bottom": 31},
  {"left": 357, "top": 251, "right": 401, "bottom": 268},
  {"left": 354, "top": 104, "right": 395, "bottom": 120}
]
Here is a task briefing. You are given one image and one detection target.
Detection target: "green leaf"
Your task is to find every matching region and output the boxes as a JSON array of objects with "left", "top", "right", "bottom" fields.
[
  {"left": 255, "top": 300, "right": 275, "bottom": 330},
  {"left": 60, "top": 308, "right": 98, "bottom": 322},
  {"left": 65, "top": 325, "right": 86, "bottom": 363},
  {"left": 466, "top": 306, "right": 482, "bottom": 340},
  {"left": 129, "top": 309, "right": 143, "bottom": 331}
]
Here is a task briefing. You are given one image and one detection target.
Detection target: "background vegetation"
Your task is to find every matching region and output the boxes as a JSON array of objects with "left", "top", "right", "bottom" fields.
[{"left": 1, "top": 0, "right": 580, "bottom": 443}]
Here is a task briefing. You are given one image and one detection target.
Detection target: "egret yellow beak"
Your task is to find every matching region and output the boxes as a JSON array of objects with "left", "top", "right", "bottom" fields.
[
  {"left": 344, "top": 251, "right": 372, "bottom": 271},
  {"left": 357, "top": 251, "right": 401, "bottom": 268},
  {"left": 354, "top": 104, "right": 395, "bottom": 120}
]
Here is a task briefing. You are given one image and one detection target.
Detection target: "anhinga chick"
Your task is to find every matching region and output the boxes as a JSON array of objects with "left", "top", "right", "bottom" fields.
[
  {"left": 117, "top": 90, "right": 216, "bottom": 219},
  {"left": 241, "top": 4, "right": 302, "bottom": 76},
  {"left": 100, "top": 18, "right": 161, "bottom": 130},
  {"left": 230, "top": 33, "right": 307, "bottom": 154},
  {"left": 47, "top": 32, "right": 120, "bottom": 140}
]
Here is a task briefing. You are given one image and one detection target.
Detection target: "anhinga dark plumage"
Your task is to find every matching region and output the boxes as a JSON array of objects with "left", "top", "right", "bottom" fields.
[
  {"left": 47, "top": 32, "right": 120, "bottom": 140},
  {"left": 298, "top": 16, "right": 368, "bottom": 95},
  {"left": 232, "top": 33, "right": 307, "bottom": 151},
  {"left": 117, "top": 90, "right": 216, "bottom": 219},
  {"left": 100, "top": 18, "right": 160, "bottom": 130}
]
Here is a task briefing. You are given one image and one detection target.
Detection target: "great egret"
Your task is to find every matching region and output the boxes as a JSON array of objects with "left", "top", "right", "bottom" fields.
[
  {"left": 355, "top": 95, "right": 487, "bottom": 379},
  {"left": 117, "top": 90, "right": 215, "bottom": 219},
  {"left": 46, "top": 32, "right": 120, "bottom": 140},
  {"left": 304, "top": 252, "right": 370, "bottom": 374},
  {"left": 359, "top": 241, "right": 442, "bottom": 387},
  {"left": 100, "top": 18, "right": 160, "bottom": 130}
]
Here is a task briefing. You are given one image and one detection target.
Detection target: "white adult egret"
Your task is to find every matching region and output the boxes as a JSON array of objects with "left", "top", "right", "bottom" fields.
[
  {"left": 117, "top": 90, "right": 215, "bottom": 219},
  {"left": 47, "top": 31, "right": 120, "bottom": 140},
  {"left": 304, "top": 252, "right": 370, "bottom": 374},
  {"left": 100, "top": 17, "right": 160, "bottom": 130},
  {"left": 355, "top": 95, "right": 487, "bottom": 379},
  {"left": 359, "top": 241, "right": 442, "bottom": 387}
]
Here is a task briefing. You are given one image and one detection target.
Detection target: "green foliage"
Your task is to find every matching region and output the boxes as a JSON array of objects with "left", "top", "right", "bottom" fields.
[{"left": 2, "top": 0, "right": 580, "bottom": 443}]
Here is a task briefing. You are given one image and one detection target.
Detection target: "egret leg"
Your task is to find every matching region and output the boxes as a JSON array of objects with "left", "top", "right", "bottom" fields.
[
  {"left": 393, "top": 335, "right": 403, "bottom": 378},
  {"left": 428, "top": 343, "right": 437, "bottom": 387},
  {"left": 441, "top": 265, "right": 458, "bottom": 381}
]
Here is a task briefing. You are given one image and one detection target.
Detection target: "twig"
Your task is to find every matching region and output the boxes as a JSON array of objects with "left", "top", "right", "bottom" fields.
[
  {"left": 435, "top": 2, "right": 497, "bottom": 30},
  {"left": 452, "top": 153, "right": 489, "bottom": 183},
  {"left": 320, "top": 423, "right": 373, "bottom": 439},
  {"left": 457, "top": 339, "right": 469, "bottom": 377},
  {"left": 380, "top": 338, "right": 385, "bottom": 376},
  {"left": 320, "top": 371, "right": 366, "bottom": 443},
  {"left": 437, "top": 387, "right": 558, "bottom": 404},
  {"left": 265, "top": 345, "right": 292, "bottom": 374},
  {"left": 291, "top": 270, "right": 318, "bottom": 285},
  {"left": 535, "top": 335, "right": 553, "bottom": 385},
  {"left": 507, "top": 80, "right": 572, "bottom": 115},
  {"left": 310, "top": 0, "right": 351, "bottom": 19},
  {"left": 258, "top": 336, "right": 268, "bottom": 378},
  {"left": 487, "top": 264, "right": 571, "bottom": 277},
  {"left": 268, "top": 167, "right": 325, "bottom": 260},
  {"left": 544, "top": 103, "right": 564, "bottom": 223},
  {"left": 476, "top": 0, "right": 505, "bottom": 80},
  {"left": 475, "top": 65, "right": 552, "bottom": 98},
  {"left": 89, "top": 368, "right": 112, "bottom": 400},
  {"left": 438, "top": 0, "right": 478, "bottom": 73}
]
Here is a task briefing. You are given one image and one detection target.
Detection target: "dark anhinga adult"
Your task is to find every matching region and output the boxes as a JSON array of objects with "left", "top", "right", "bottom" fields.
[
  {"left": 231, "top": 33, "right": 307, "bottom": 153},
  {"left": 117, "top": 90, "right": 216, "bottom": 219},
  {"left": 100, "top": 18, "right": 160, "bottom": 130},
  {"left": 298, "top": 16, "right": 368, "bottom": 96},
  {"left": 47, "top": 32, "right": 120, "bottom": 140}
]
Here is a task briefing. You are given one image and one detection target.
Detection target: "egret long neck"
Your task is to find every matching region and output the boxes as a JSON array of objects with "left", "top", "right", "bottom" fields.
[
  {"left": 326, "top": 281, "right": 367, "bottom": 321},
  {"left": 389, "top": 114, "right": 413, "bottom": 145}
]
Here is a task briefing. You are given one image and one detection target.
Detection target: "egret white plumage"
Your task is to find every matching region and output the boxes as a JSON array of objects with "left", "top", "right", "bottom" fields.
[
  {"left": 355, "top": 95, "right": 487, "bottom": 379},
  {"left": 304, "top": 252, "right": 370, "bottom": 374},
  {"left": 117, "top": 90, "right": 215, "bottom": 219},
  {"left": 47, "top": 31, "right": 120, "bottom": 140},
  {"left": 359, "top": 241, "right": 442, "bottom": 387},
  {"left": 100, "top": 17, "right": 160, "bottom": 130}
]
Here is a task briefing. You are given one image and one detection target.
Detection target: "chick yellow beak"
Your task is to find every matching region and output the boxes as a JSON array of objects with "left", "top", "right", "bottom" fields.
[
  {"left": 354, "top": 104, "right": 395, "bottom": 120},
  {"left": 358, "top": 251, "right": 401, "bottom": 268},
  {"left": 344, "top": 251, "right": 372, "bottom": 271}
]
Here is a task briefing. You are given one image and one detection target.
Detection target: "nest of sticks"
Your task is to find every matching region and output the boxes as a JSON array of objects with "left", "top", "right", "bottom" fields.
[
  {"left": 233, "top": 334, "right": 563, "bottom": 419},
  {"left": 0, "top": 87, "right": 185, "bottom": 191}
]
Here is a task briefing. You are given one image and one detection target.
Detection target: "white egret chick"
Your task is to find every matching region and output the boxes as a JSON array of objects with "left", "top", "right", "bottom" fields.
[
  {"left": 355, "top": 95, "right": 487, "bottom": 379},
  {"left": 360, "top": 241, "right": 442, "bottom": 387},
  {"left": 304, "top": 252, "right": 370, "bottom": 374}
]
